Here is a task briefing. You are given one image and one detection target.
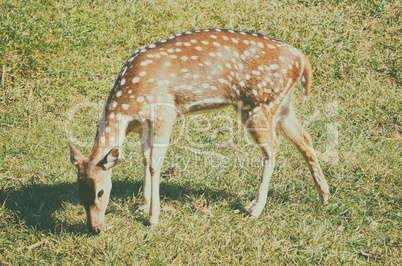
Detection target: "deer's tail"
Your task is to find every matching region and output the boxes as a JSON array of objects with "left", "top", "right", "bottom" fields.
[{"left": 300, "top": 53, "right": 313, "bottom": 99}]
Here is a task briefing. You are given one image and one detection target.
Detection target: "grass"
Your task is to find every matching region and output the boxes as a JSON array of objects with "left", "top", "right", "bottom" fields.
[{"left": 0, "top": 0, "right": 401, "bottom": 264}]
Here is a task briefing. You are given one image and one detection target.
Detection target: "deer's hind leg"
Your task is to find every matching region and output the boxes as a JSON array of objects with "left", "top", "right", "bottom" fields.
[
  {"left": 277, "top": 103, "right": 330, "bottom": 204},
  {"left": 237, "top": 107, "right": 278, "bottom": 218}
]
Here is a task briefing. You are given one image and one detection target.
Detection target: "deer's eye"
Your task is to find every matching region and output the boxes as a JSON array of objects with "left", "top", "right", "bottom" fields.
[{"left": 97, "top": 189, "right": 104, "bottom": 198}]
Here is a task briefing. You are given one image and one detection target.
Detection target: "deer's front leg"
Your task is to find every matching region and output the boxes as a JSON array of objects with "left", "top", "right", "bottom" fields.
[
  {"left": 140, "top": 127, "right": 151, "bottom": 214},
  {"left": 148, "top": 116, "right": 175, "bottom": 227}
]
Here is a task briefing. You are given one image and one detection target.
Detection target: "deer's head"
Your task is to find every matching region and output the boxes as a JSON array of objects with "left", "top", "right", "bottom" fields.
[{"left": 68, "top": 144, "right": 120, "bottom": 234}]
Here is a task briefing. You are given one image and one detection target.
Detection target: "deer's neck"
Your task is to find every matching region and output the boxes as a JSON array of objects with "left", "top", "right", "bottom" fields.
[{"left": 92, "top": 105, "right": 129, "bottom": 156}]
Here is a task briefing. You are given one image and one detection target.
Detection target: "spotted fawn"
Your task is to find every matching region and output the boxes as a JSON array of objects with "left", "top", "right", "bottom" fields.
[{"left": 69, "top": 29, "right": 330, "bottom": 234}]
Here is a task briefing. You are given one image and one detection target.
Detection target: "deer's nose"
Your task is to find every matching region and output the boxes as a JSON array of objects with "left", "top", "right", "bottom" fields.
[{"left": 90, "top": 224, "right": 103, "bottom": 235}]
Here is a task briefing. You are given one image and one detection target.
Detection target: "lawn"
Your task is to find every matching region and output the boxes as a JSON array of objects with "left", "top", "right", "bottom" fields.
[{"left": 0, "top": 0, "right": 401, "bottom": 264}]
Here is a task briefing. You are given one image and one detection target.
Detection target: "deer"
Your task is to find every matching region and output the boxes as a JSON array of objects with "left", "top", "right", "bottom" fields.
[{"left": 69, "top": 29, "right": 330, "bottom": 234}]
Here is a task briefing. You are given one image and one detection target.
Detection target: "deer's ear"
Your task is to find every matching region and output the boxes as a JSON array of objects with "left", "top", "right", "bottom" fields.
[
  {"left": 96, "top": 147, "right": 121, "bottom": 171},
  {"left": 69, "top": 143, "right": 84, "bottom": 167}
]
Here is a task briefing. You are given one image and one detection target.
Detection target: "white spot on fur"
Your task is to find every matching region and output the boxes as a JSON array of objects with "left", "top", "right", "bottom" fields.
[
  {"left": 132, "top": 77, "right": 140, "bottom": 83},
  {"left": 137, "top": 96, "right": 145, "bottom": 102},
  {"left": 122, "top": 104, "right": 130, "bottom": 110},
  {"left": 120, "top": 79, "right": 126, "bottom": 85},
  {"left": 140, "top": 60, "right": 153, "bottom": 66}
]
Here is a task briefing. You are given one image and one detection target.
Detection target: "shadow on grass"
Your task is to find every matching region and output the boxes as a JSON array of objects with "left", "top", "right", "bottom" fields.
[{"left": 0, "top": 178, "right": 252, "bottom": 234}]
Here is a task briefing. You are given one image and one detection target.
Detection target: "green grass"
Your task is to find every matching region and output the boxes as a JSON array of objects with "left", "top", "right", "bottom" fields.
[{"left": 0, "top": 0, "right": 401, "bottom": 264}]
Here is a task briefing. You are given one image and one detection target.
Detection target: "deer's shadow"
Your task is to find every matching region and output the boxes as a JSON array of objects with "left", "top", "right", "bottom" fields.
[{"left": 1, "top": 177, "right": 268, "bottom": 234}]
